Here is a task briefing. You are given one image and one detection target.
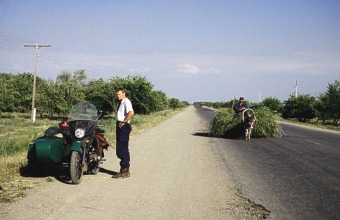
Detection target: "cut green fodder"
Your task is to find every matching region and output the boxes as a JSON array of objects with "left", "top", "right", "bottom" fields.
[{"left": 210, "top": 107, "right": 283, "bottom": 138}]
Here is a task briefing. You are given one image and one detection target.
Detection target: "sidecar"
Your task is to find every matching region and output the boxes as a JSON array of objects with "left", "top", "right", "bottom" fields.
[{"left": 27, "top": 126, "right": 67, "bottom": 169}]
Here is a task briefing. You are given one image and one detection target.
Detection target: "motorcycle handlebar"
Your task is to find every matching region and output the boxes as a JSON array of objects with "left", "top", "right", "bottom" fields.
[{"left": 96, "top": 110, "right": 104, "bottom": 121}]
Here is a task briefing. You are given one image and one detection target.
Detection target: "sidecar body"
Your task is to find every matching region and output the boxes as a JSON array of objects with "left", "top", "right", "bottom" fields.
[{"left": 27, "top": 126, "right": 66, "bottom": 165}]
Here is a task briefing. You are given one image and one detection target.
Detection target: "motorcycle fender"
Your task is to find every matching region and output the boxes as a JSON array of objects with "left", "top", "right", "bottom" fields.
[
  {"left": 70, "top": 141, "right": 84, "bottom": 152},
  {"left": 34, "top": 137, "right": 65, "bottom": 163}
]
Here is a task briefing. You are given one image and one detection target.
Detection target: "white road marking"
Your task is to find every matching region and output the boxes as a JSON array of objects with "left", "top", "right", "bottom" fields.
[{"left": 304, "top": 139, "right": 321, "bottom": 145}]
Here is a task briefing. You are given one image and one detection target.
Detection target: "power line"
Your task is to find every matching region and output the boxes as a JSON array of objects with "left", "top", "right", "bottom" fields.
[{"left": 1, "top": 31, "right": 94, "bottom": 78}]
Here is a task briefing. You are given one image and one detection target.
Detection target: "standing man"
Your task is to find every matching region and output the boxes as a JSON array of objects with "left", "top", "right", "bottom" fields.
[{"left": 112, "top": 88, "right": 134, "bottom": 178}]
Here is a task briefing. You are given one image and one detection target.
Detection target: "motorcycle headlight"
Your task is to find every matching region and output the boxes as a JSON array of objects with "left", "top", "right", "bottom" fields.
[{"left": 75, "top": 128, "right": 85, "bottom": 138}]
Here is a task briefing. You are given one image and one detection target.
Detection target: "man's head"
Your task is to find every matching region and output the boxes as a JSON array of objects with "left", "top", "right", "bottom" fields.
[
  {"left": 239, "top": 97, "right": 244, "bottom": 102},
  {"left": 116, "top": 87, "right": 126, "bottom": 101}
]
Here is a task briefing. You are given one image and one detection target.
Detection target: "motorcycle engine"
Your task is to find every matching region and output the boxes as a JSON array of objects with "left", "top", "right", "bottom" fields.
[{"left": 89, "top": 147, "right": 101, "bottom": 162}]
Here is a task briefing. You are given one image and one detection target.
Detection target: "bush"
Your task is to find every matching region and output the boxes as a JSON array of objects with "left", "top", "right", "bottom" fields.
[
  {"left": 261, "top": 97, "right": 283, "bottom": 114},
  {"left": 282, "top": 94, "right": 316, "bottom": 122}
]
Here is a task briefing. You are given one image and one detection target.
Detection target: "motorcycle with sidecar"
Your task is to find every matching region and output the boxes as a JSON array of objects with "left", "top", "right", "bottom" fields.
[{"left": 27, "top": 102, "right": 109, "bottom": 184}]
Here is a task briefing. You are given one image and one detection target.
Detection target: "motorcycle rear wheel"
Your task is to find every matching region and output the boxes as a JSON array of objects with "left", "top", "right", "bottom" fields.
[{"left": 70, "top": 151, "right": 83, "bottom": 184}]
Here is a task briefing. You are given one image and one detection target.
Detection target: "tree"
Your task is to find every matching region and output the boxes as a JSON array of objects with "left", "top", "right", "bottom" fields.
[
  {"left": 56, "top": 71, "right": 72, "bottom": 84},
  {"left": 168, "top": 98, "right": 185, "bottom": 109},
  {"left": 150, "top": 90, "right": 169, "bottom": 111},
  {"left": 34, "top": 79, "right": 62, "bottom": 118},
  {"left": 315, "top": 93, "right": 330, "bottom": 123},
  {"left": 212, "top": 101, "right": 233, "bottom": 109},
  {"left": 0, "top": 73, "right": 16, "bottom": 113},
  {"left": 261, "top": 97, "right": 283, "bottom": 113},
  {"left": 0, "top": 72, "right": 186, "bottom": 117},
  {"left": 12, "top": 73, "right": 34, "bottom": 112},
  {"left": 282, "top": 94, "right": 317, "bottom": 122},
  {"left": 35, "top": 77, "right": 53, "bottom": 117},
  {"left": 317, "top": 80, "right": 340, "bottom": 125},
  {"left": 109, "top": 75, "right": 154, "bottom": 114},
  {"left": 54, "top": 71, "right": 85, "bottom": 116},
  {"left": 85, "top": 79, "right": 115, "bottom": 114},
  {"left": 73, "top": 69, "right": 88, "bottom": 86}
]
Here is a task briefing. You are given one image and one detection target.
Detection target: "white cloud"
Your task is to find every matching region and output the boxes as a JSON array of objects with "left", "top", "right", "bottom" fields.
[{"left": 177, "top": 64, "right": 200, "bottom": 75}]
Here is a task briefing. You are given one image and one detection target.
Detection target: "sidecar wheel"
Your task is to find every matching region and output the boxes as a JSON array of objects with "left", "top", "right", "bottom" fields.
[
  {"left": 70, "top": 151, "right": 83, "bottom": 184},
  {"left": 28, "top": 160, "right": 43, "bottom": 174}
]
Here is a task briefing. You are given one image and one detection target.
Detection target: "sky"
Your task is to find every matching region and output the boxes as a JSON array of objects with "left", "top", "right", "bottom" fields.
[{"left": 1, "top": 0, "right": 340, "bottom": 103}]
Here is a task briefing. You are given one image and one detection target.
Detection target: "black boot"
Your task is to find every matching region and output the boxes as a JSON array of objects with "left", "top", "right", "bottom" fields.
[{"left": 112, "top": 168, "right": 130, "bottom": 178}]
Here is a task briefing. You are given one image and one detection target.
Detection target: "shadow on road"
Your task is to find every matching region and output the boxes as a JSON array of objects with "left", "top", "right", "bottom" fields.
[
  {"left": 99, "top": 167, "right": 116, "bottom": 176},
  {"left": 19, "top": 164, "right": 73, "bottom": 184},
  {"left": 192, "top": 131, "right": 246, "bottom": 140},
  {"left": 192, "top": 132, "right": 211, "bottom": 137}
]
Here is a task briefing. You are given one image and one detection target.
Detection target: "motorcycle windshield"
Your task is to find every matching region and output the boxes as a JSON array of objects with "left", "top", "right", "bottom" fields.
[{"left": 68, "top": 102, "right": 98, "bottom": 121}]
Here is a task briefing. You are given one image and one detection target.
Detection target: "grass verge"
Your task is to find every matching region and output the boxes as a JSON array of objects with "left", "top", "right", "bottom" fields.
[{"left": 281, "top": 118, "right": 340, "bottom": 132}]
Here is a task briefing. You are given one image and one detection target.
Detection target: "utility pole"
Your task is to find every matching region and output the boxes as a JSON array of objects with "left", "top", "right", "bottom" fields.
[
  {"left": 24, "top": 43, "right": 51, "bottom": 122},
  {"left": 258, "top": 92, "right": 262, "bottom": 102},
  {"left": 294, "top": 80, "right": 298, "bottom": 97}
]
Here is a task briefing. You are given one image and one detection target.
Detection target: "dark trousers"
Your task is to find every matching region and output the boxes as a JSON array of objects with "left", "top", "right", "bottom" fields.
[{"left": 116, "top": 122, "right": 132, "bottom": 169}]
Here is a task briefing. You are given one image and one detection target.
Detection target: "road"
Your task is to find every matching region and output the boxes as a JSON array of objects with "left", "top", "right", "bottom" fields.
[
  {"left": 2, "top": 105, "right": 339, "bottom": 220},
  {"left": 1, "top": 106, "right": 268, "bottom": 220},
  {"left": 196, "top": 106, "right": 340, "bottom": 220}
]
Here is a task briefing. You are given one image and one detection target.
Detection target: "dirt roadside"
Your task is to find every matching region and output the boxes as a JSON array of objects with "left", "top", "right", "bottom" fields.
[{"left": 0, "top": 106, "right": 268, "bottom": 220}]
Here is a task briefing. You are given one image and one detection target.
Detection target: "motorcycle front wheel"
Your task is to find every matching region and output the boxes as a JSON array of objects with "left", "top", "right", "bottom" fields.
[{"left": 70, "top": 151, "right": 83, "bottom": 184}]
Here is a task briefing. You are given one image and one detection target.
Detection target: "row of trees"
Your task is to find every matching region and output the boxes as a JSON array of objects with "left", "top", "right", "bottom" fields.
[
  {"left": 263, "top": 80, "right": 339, "bottom": 125},
  {"left": 0, "top": 71, "right": 189, "bottom": 118},
  {"left": 195, "top": 80, "right": 340, "bottom": 125}
]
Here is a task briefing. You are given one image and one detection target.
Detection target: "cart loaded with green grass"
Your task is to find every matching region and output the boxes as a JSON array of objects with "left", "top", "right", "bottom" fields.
[{"left": 210, "top": 106, "right": 283, "bottom": 139}]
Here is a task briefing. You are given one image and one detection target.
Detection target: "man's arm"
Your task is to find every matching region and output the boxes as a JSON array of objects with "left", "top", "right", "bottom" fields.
[
  {"left": 123, "top": 111, "right": 134, "bottom": 123},
  {"left": 118, "top": 110, "right": 134, "bottom": 127}
]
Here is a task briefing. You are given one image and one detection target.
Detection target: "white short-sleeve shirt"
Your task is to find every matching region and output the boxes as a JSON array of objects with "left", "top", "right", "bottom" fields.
[{"left": 117, "top": 98, "right": 133, "bottom": 123}]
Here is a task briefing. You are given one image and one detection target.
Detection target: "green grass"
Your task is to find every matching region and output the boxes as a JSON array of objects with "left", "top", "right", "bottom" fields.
[
  {"left": 282, "top": 118, "right": 340, "bottom": 132},
  {"left": 210, "top": 106, "right": 339, "bottom": 138},
  {"left": 210, "top": 107, "right": 283, "bottom": 138},
  {"left": 0, "top": 117, "right": 57, "bottom": 157}
]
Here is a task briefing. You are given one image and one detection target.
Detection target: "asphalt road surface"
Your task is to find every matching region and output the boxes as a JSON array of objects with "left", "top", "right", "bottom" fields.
[{"left": 196, "top": 105, "right": 340, "bottom": 220}]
